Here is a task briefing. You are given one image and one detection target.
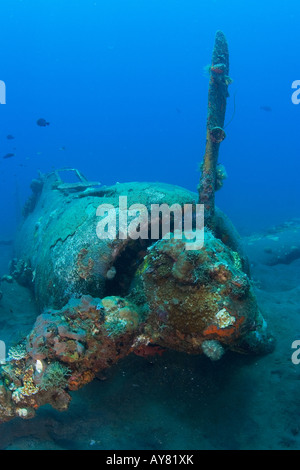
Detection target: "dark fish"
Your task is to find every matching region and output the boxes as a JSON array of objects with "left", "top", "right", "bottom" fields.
[
  {"left": 3, "top": 153, "right": 15, "bottom": 159},
  {"left": 6, "top": 134, "right": 14, "bottom": 140},
  {"left": 37, "top": 118, "right": 50, "bottom": 127},
  {"left": 260, "top": 106, "right": 272, "bottom": 112}
]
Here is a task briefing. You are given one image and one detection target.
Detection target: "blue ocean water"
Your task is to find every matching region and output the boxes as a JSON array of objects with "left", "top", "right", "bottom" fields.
[
  {"left": 0, "top": 0, "right": 300, "bottom": 451},
  {"left": 1, "top": 0, "right": 299, "bottom": 237}
]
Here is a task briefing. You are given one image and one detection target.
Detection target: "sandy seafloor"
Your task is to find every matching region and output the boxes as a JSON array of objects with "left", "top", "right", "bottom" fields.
[{"left": 0, "top": 219, "right": 300, "bottom": 450}]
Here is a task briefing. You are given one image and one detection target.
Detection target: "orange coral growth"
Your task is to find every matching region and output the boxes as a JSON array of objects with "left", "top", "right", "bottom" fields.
[
  {"left": 77, "top": 249, "right": 94, "bottom": 280},
  {"left": 20, "top": 365, "right": 39, "bottom": 397},
  {"left": 211, "top": 65, "right": 224, "bottom": 74},
  {"left": 68, "top": 370, "right": 95, "bottom": 391},
  {"left": 203, "top": 316, "right": 245, "bottom": 340}
]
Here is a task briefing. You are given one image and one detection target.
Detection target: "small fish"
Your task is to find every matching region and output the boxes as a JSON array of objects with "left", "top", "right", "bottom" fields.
[
  {"left": 3, "top": 153, "right": 15, "bottom": 159},
  {"left": 6, "top": 134, "right": 14, "bottom": 140},
  {"left": 260, "top": 106, "right": 272, "bottom": 112},
  {"left": 37, "top": 118, "right": 50, "bottom": 127}
]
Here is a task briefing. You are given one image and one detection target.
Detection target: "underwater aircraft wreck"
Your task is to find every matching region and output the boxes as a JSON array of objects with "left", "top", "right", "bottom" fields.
[{"left": 0, "top": 31, "right": 274, "bottom": 422}]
